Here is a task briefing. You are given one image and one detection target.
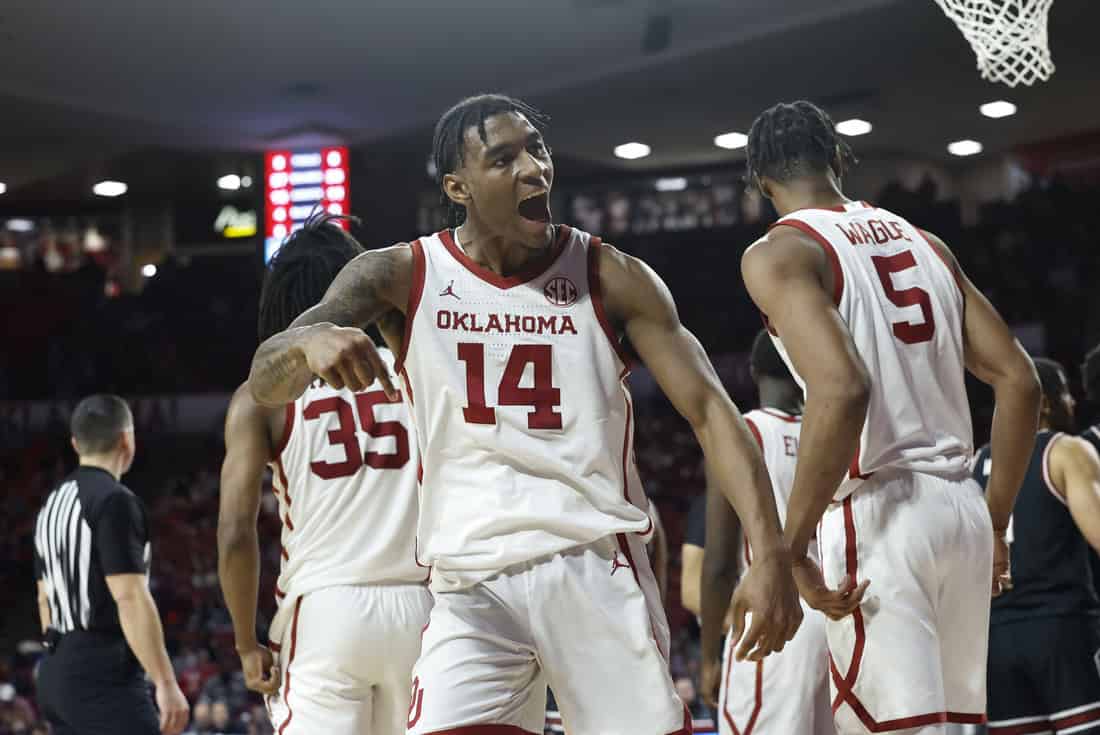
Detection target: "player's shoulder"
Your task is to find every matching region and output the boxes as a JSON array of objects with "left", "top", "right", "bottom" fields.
[
  {"left": 1050, "top": 433, "right": 1100, "bottom": 467},
  {"left": 226, "top": 380, "right": 281, "bottom": 445},
  {"left": 741, "top": 224, "right": 825, "bottom": 277}
]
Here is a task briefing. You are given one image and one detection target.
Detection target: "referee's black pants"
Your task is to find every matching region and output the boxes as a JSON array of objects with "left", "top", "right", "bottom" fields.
[{"left": 37, "top": 630, "right": 160, "bottom": 735}]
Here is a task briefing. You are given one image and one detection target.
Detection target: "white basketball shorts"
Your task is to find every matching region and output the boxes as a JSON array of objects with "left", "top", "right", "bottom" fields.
[
  {"left": 267, "top": 583, "right": 433, "bottom": 735},
  {"left": 406, "top": 533, "right": 690, "bottom": 735},
  {"left": 822, "top": 470, "right": 992, "bottom": 734},
  {"left": 719, "top": 602, "right": 834, "bottom": 735}
]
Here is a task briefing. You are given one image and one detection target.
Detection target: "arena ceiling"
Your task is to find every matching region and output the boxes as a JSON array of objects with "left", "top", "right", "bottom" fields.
[{"left": 0, "top": 0, "right": 1096, "bottom": 194}]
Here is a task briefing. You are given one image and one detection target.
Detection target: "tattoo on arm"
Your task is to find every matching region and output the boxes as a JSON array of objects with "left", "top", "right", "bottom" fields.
[{"left": 248, "top": 247, "right": 407, "bottom": 405}]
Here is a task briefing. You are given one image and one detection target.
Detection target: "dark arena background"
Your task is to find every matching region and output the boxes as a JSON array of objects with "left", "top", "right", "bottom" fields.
[{"left": 2, "top": 2, "right": 1099, "bottom": 734}]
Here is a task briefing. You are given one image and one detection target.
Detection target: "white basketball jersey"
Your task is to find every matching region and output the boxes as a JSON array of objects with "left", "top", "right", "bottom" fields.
[
  {"left": 398, "top": 225, "right": 651, "bottom": 591},
  {"left": 741, "top": 408, "right": 818, "bottom": 566},
  {"left": 269, "top": 347, "right": 425, "bottom": 642},
  {"left": 770, "top": 201, "right": 973, "bottom": 500}
]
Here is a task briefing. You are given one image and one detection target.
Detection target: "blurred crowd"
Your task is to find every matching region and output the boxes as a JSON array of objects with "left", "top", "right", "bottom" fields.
[{"left": 2, "top": 176, "right": 1098, "bottom": 733}]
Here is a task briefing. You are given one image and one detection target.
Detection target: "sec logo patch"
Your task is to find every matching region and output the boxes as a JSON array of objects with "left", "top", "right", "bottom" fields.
[{"left": 544, "top": 276, "right": 578, "bottom": 307}]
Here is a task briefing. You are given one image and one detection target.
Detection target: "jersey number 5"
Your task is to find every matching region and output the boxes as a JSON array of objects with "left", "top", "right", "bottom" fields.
[
  {"left": 871, "top": 250, "right": 935, "bottom": 344},
  {"left": 303, "top": 390, "right": 411, "bottom": 479},
  {"left": 458, "top": 342, "right": 563, "bottom": 429}
]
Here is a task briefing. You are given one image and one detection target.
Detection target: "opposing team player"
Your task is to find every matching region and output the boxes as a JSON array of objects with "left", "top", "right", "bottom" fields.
[
  {"left": 976, "top": 358, "right": 1100, "bottom": 735},
  {"left": 248, "top": 94, "right": 811, "bottom": 735},
  {"left": 737, "top": 101, "right": 1040, "bottom": 735},
  {"left": 703, "top": 330, "right": 834, "bottom": 735},
  {"left": 217, "top": 214, "right": 430, "bottom": 735}
]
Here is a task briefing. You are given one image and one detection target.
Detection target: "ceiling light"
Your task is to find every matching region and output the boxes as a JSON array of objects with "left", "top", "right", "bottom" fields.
[
  {"left": 655, "top": 177, "right": 687, "bottom": 192},
  {"left": 836, "top": 119, "right": 872, "bottom": 136},
  {"left": 0, "top": 183, "right": 6, "bottom": 195},
  {"left": 713, "top": 132, "right": 748, "bottom": 150},
  {"left": 93, "top": 180, "right": 127, "bottom": 197},
  {"left": 947, "top": 139, "right": 983, "bottom": 157},
  {"left": 614, "top": 142, "right": 651, "bottom": 160},
  {"left": 142, "top": 264, "right": 157, "bottom": 277},
  {"left": 6, "top": 219, "right": 34, "bottom": 233},
  {"left": 217, "top": 174, "right": 241, "bottom": 191},
  {"left": 980, "top": 100, "right": 1017, "bottom": 118},
  {"left": 240, "top": 175, "right": 253, "bottom": 188}
]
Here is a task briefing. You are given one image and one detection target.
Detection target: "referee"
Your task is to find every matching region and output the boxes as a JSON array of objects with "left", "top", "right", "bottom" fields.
[{"left": 33, "top": 394, "right": 189, "bottom": 735}]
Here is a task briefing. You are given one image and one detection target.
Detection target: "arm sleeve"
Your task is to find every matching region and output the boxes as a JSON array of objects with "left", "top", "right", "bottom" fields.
[
  {"left": 96, "top": 492, "right": 150, "bottom": 576},
  {"left": 684, "top": 493, "right": 706, "bottom": 548}
]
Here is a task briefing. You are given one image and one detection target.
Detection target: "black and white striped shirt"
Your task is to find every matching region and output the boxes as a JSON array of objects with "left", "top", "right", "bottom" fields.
[{"left": 34, "top": 466, "right": 151, "bottom": 635}]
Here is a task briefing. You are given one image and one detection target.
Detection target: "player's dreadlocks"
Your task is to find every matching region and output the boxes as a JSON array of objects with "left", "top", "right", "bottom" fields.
[
  {"left": 431, "top": 93, "right": 550, "bottom": 225},
  {"left": 749, "top": 328, "right": 794, "bottom": 382},
  {"left": 746, "top": 100, "right": 856, "bottom": 186},
  {"left": 257, "top": 211, "right": 364, "bottom": 342}
]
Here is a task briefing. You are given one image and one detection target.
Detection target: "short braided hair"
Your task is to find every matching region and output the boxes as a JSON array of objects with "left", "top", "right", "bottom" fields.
[{"left": 746, "top": 100, "right": 855, "bottom": 184}]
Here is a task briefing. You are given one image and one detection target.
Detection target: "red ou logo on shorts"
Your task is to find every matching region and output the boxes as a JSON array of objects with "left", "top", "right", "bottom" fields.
[{"left": 544, "top": 277, "right": 578, "bottom": 307}]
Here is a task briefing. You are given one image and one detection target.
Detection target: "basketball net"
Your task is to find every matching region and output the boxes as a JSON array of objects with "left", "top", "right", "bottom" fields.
[{"left": 934, "top": 0, "right": 1055, "bottom": 87}]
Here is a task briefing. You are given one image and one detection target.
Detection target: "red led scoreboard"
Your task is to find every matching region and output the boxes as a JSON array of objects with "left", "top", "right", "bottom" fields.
[{"left": 264, "top": 146, "right": 350, "bottom": 262}]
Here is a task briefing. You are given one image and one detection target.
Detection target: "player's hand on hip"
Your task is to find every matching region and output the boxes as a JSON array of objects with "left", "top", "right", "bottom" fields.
[
  {"left": 154, "top": 678, "right": 190, "bottom": 735},
  {"left": 991, "top": 530, "right": 1012, "bottom": 597},
  {"left": 792, "top": 554, "right": 869, "bottom": 620},
  {"left": 729, "top": 551, "right": 802, "bottom": 662},
  {"left": 301, "top": 323, "right": 397, "bottom": 398},
  {"left": 701, "top": 654, "right": 723, "bottom": 710},
  {"left": 239, "top": 644, "right": 281, "bottom": 696}
]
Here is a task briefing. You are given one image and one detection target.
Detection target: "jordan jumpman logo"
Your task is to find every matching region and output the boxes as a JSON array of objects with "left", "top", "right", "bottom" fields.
[{"left": 440, "top": 280, "right": 460, "bottom": 300}]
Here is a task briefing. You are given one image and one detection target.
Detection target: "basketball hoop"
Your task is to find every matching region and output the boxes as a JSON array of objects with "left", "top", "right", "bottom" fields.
[{"left": 934, "top": 0, "right": 1055, "bottom": 87}]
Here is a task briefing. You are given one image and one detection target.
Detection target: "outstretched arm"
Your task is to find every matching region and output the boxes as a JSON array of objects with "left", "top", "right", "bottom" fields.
[
  {"left": 598, "top": 243, "right": 801, "bottom": 662},
  {"left": 922, "top": 229, "right": 1039, "bottom": 594},
  {"left": 249, "top": 246, "right": 412, "bottom": 406},
  {"left": 742, "top": 229, "right": 870, "bottom": 563},
  {"left": 1052, "top": 436, "right": 1100, "bottom": 553},
  {"left": 217, "top": 383, "right": 280, "bottom": 695}
]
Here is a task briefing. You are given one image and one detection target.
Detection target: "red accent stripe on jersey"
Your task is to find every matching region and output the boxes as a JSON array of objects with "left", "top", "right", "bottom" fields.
[
  {"left": 848, "top": 444, "right": 870, "bottom": 481},
  {"left": 759, "top": 408, "right": 801, "bottom": 423},
  {"left": 743, "top": 417, "right": 764, "bottom": 450},
  {"left": 1052, "top": 704, "right": 1100, "bottom": 732},
  {"left": 1042, "top": 432, "right": 1068, "bottom": 505},
  {"left": 760, "top": 313, "right": 778, "bottom": 337},
  {"left": 916, "top": 229, "right": 966, "bottom": 296},
  {"left": 396, "top": 239, "right": 425, "bottom": 373},
  {"left": 420, "top": 726, "right": 540, "bottom": 734},
  {"left": 276, "top": 597, "right": 301, "bottom": 735},
  {"left": 269, "top": 641, "right": 281, "bottom": 653},
  {"left": 400, "top": 367, "right": 415, "bottom": 407},
  {"left": 283, "top": 513, "right": 295, "bottom": 531},
  {"left": 280, "top": 545, "right": 289, "bottom": 561},
  {"left": 722, "top": 655, "right": 763, "bottom": 735},
  {"left": 275, "top": 458, "right": 291, "bottom": 507},
  {"left": 588, "top": 237, "right": 634, "bottom": 368},
  {"left": 437, "top": 226, "right": 569, "bottom": 290},
  {"left": 771, "top": 219, "right": 845, "bottom": 306},
  {"left": 275, "top": 584, "right": 286, "bottom": 598},
  {"left": 830, "top": 496, "right": 986, "bottom": 731},
  {"left": 272, "top": 403, "right": 294, "bottom": 458}
]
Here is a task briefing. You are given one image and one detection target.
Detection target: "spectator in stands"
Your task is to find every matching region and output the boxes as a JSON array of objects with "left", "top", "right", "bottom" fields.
[{"left": 211, "top": 699, "right": 244, "bottom": 735}]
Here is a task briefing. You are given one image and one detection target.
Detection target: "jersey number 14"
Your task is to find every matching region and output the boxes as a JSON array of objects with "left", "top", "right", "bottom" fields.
[{"left": 458, "top": 342, "right": 563, "bottom": 430}]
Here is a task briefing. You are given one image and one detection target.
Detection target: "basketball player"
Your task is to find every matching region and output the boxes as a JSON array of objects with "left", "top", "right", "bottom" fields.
[
  {"left": 703, "top": 330, "right": 834, "bottom": 735},
  {"left": 217, "top": 213, "right": 430, "bottom": 735},
  {"left": 247, "top": 94, "right": 818, "bottom": 735},
  {"left": 736, "top": 101, "right": 1041, "bottom": 735},
  {"left": 976, "top": 358, "right": 1100, "bottom": 735}
]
